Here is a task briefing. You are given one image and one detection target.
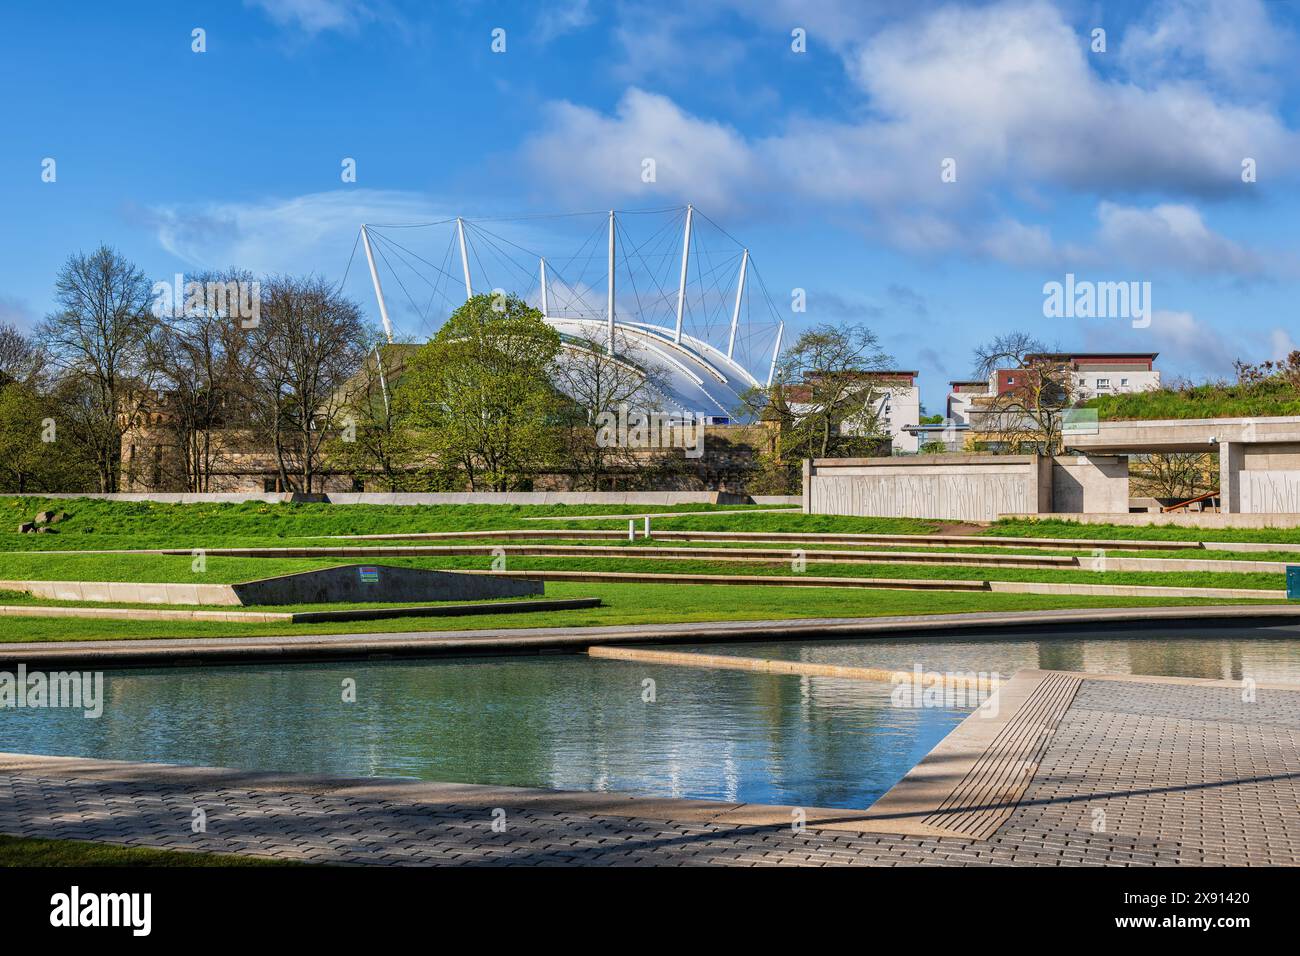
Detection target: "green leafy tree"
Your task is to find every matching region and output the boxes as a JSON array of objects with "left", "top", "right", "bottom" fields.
[{"left": 395, "top": 293, "right": 563, "bottom": 491}]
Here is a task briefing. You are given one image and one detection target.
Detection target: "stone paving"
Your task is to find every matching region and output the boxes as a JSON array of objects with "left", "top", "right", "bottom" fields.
[{"left": 2, "top": 671, "right": 1298, "bottom": 866}]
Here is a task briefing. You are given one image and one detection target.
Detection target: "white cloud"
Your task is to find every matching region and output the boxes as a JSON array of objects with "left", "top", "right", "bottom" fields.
[
  {"left": 147, "top": 189, "right": 447, "bottom": 275},
  {"left": 244, "top": 0, "right": 373, "bottom": 35},
  {"left": 523, "top": 89, "right": 758, "bottom": 210},
  {"left": 536, "top": 0, "right": 595, "bottom": 44},
  {"left": 1118, "top": 0, "right": 1293, "bottom": 91},
  {"left": 1089, "top": 202, "right": 1265, "bottom": 277},
  {"left": 521, "top": 0, "right": 1297, "bottom": 270}
]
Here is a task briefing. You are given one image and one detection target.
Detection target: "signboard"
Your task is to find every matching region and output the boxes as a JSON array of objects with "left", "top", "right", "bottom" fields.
[
  {"left": 1287, "top": 567, "right": 1300, "bottom": 601},
  {"left": 359, "top": 566, "right": 380, "bottom": 585}
]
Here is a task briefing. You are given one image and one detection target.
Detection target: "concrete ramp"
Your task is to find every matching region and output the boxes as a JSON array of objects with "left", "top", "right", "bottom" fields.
[{"left": 230, "top": 564, "right": 542, "bottom": 606}]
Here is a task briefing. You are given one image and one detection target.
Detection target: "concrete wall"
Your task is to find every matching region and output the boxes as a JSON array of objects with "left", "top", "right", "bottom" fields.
[
  {"left": 806, "top": 453, "right": 1132, "bottom": 521},
  {"left": 1051, "top": 455, "right": 1129, "bottom": 513},
  {"left": 805, "top": 455, "right": 1051, "bottom": 523},
  {"left": 1235, "top": 443, "right": 1300, "bottom": 514}
]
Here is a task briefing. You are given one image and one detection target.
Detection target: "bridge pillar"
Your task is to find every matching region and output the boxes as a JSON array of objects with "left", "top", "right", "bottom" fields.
[{"left": 1219, "top": 441, "right": 1243, "bottom": 513}]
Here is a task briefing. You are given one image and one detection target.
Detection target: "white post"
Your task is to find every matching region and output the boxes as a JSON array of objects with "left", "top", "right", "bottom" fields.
[
  {"left": 674, "top": 204, "right": 693, "bottom": 344},
  {"left": 643, "top": 515, "right": 650, "bottom": 539},
  {"left": 606, "top": 209, "right": 616, "bottom": 354},
  {"left": 627, "top": 519, "right": 635, "bottom": 542},
  {"left": 374, "top": 345, "right": 390, "bottom": 417},
  {"left": 361, "top": 226, "right": 394, "bottom": 344},
  {"left": 457, "top": 217, "right": 473, "bottom": 300},
  {"left": 727, "top": 248, "right": 748, "bottom": 360},
  {"left": 766, "top": 321, "right": 785, "bottom": 388},
  {"left": 539, "top": 257, "right": 549, "bottom": 318}
]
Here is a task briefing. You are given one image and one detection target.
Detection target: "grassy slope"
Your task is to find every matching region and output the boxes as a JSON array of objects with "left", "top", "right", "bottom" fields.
[
  {"left": 1087, "top": 382, "right": 1300, "bottom": 421},
  {"left": 0, "top": 551, "right": 1283, "bottom": 590},
  {"left": 0, "top": 580, "right": 1277, "bottom": 643},
  {"left": 0, "top": 833, "right": 298, "bottom": 866},
  {"left": 987, "top": 517, "right": 1300, "bottom": 544}
]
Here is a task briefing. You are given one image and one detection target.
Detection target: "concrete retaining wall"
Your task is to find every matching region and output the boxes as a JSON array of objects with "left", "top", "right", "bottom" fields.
[
  {"left": 232, "top": 565, "right": 542, "bottom": 605},
  {"left": 1051, "top": 455, "right": 1130, "bottom": 513},
  {"left": 805, "top": 455, "right": 1054, "bottom": 522},
  {"left": 0, "top": 566, "right": 543, "bottom": 607}
]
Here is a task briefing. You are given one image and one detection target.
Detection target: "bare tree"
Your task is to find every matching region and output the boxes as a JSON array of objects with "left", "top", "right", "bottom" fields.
[
  {"left": 247, "top": 276, "right": 369, "bottom": 493},
  {"left": 1129, "top": 452, "right": 1217, "bottom": 501},
  {"left": 550, "top": 331, "right": 668, "bottom": 490},
  {"left": 37, "top": 246, "right": 157, "bottom": 491},
  {"left": 325, "top": 342, "right": 414, "bottom": 491},
  {"left": 971, "top": 333, "right": 1076, "bottom": 454},
  {"left": 148, "top": 269, "right": 258, "bottom": 491},
  {"left": 0, "top": 322, "right": 43, "bottom": 386},
  {"left": 747, "top": 322, "right": 893, "bottom": 458}
]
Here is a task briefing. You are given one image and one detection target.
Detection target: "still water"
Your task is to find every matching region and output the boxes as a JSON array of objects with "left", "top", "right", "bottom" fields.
[{"left": 2, "top": 625, "right": 1297, "bottom": 809}]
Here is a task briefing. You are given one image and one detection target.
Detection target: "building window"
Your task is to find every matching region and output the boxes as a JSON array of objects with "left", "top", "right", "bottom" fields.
[
  {"left": 1120, "top": 377, "right": 1129, "bottom": 387},
  {"left": 1096, "top": 378, "right": 1110, "bottom": 388}
]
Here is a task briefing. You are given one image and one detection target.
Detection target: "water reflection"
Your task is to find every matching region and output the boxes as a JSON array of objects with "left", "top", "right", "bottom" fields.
[
  {"left": 4, "top": 626, "right": 1295, "bottom": 811},
  {"left": 0, "top": 657, "right": 963, "bottom": 810}
]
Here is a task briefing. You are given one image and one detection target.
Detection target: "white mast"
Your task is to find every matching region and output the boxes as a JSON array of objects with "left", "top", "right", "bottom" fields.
[
  {"left": 726, "top": 247, "right": 748, "bottom": 360},
  {"left": 606, "top": 209, "right": 615, "bottom": 354},
  {"left": 361, "top": 226, "right": 394, "bottom": 344},
  {"left": 766, "top": 321, "right": 784, "bottom": 388},
  {"left": 673, "top": 203, "right": 693, "bottom": 344},
  {"left": 374, "top": 345, "right": 390, "bottom": 417},
  {"left": 539, "top": 257, "right": 549, "bottom": 317},
  {"left": 456, "top": 216, "right": 473, "bottom": 300}
]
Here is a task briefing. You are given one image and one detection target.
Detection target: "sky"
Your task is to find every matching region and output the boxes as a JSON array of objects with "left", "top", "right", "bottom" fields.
[{"left": 1, "top": 0, "right": 1298, "bottom": 413}]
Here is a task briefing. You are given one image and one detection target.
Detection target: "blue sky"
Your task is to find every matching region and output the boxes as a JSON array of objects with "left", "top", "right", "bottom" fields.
[{"left": 1, "top": 0, "right": 1298, "bottom": 412}]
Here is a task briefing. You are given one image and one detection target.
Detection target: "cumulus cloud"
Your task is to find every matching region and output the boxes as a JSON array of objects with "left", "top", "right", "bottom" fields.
[
  {"left": 1117, "top": 0, "right": 1294, "bottom": 91},
  {"left": 1089, "top": 202, "right": 1265, "bottom": 277},
  {"left": 523, "top": 89, "right": 758, "bottom": 210},
  {"left": 521, "top": 0, "right": 1297, "bottom": 272}
]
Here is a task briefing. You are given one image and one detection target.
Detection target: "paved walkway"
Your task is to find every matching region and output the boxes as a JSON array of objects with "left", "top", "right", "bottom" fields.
[{"left": 2, "top": 669, "right": 1298, "bottom": 865}]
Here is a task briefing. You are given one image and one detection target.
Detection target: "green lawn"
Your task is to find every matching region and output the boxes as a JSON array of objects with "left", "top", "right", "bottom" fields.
[
  {"left": 0, "top": 497, "right": 793, "bottom": 552},
  {"left": 0, "top": 551, "right": 1283, "bottom": 591},
  {"left": 987, "top": 517, "right": 1300, "bottom": 544},
  {"left": 0, "top": 833, "right": 300, "bottom": 866},
  {"left": 0, "top": 580, "right": 1284, "bottom": 643}
]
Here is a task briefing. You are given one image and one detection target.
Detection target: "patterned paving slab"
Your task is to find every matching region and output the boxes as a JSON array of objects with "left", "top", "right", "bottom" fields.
[{"left": 922, "top": 672, "right": 1081, "bottom": 839}]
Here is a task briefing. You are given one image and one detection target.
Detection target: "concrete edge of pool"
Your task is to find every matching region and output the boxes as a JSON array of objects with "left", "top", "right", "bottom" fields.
[
  {"left": 4, "top": 668, "right": 1300, "bottom": 864},
  {"left": 3, "top": 603, "right": 1300, "bottom": 668}
]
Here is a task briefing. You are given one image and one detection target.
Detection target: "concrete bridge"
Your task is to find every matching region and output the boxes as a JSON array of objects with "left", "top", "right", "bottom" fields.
[
  {"left": 804, "top": 415, "right": 1300, "bottom": 522},
  {"left": 1068, "top": 415, "right": 1300, "bottom": 514}
]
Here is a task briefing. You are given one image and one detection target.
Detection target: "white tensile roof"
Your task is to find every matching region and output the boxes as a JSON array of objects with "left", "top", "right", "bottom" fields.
[{"left": 546, "top": 316, "right": 760, "bottom": 423}]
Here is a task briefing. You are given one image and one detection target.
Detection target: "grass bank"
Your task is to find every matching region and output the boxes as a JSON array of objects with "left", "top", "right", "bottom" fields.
[
  {"left": 0, "top": 580, "right": 1282, "bottom": 643},
  {"left": 0, "top": 551, "right": 1283, "bottom": 591},
  {"left": 0, "top": 833, "right": 298, "bottom": 866}
]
